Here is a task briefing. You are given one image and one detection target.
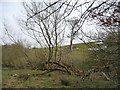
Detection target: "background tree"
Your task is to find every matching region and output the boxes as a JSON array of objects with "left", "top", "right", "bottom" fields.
[
  {"left": 89, "top": 1, "right": 120, "bottom": 85},
  {"left": 66, "top": 17, "right": 79, "bottom": 52}
]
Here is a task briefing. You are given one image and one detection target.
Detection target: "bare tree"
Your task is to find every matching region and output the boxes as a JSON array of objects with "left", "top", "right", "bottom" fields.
[
  {"left": 21, "top": 0, "right": 117, "bottom": 75},
  {"left": 21, "top": 1, "right": 73, "bottom": 74}
]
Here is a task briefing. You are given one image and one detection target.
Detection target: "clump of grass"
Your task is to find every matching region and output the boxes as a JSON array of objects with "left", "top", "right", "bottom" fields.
[
  {"left": 59, "top": 75, "right": 82, "bottom": 88},
  {"left": 60, "top": 77, "right": 70, "bottom": 86},
  {"left": 47, "top": 73, "right": 52, "bottom": 77}
]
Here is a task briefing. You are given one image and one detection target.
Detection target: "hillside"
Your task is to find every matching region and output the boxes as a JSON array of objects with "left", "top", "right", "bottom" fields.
[{"left": 2, "top": 42, "right": 117, "bottom": 88}]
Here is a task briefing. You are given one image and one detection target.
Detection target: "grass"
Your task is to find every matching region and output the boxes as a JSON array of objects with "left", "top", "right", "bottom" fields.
[
  {"left": 2, "top": 42, "right": 117, "bottom": 88},
  {"left": 2, "top": 42, "right": 91, "bottom": 69},
  {"left": 2, "top": 68, "right": 117, "bottom": 88}
]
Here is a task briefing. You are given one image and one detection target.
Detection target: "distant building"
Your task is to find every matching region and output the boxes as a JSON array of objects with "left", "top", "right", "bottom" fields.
[{"left": 88, "top": 42, "right": 107, "bottom": 51}]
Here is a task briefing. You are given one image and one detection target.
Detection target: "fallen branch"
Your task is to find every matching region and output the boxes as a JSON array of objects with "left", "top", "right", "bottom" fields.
[
  {"left": 45, "top": 61, "right": 72, "bottom": 75},
  {"left": 101, "top": 72, "right": 111, "bottom": 81}
]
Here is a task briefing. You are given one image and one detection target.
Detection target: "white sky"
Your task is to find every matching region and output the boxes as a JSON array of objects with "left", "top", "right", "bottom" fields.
[
  {"left": 0, "top": 0, "right": 97, "bottom": 47},
  {"left": 0, "top": 1, "right": 37, "bottom": 46}
]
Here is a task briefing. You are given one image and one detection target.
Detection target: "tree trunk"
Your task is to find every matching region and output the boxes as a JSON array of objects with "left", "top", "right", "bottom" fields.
[{"left": 70, "top": 33, "right": 74, "bottom": 52}]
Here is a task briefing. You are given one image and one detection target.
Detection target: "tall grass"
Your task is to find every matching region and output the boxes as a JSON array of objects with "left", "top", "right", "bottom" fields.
[{"left": 2, "top": 42, "right": 94, "bottom": 70}]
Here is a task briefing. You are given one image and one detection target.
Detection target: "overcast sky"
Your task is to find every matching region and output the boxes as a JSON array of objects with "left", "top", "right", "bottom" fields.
[
  {"left": 0, "top": 0, "right": 97, "bottom": 47},
  {"left": 0, "top": 1, "right": 38, "bottom": 46}
]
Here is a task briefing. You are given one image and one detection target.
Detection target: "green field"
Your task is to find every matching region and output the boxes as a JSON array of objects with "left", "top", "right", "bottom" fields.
[{"left": 2, "top": 43, "right": 117, "bottom": 88}]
